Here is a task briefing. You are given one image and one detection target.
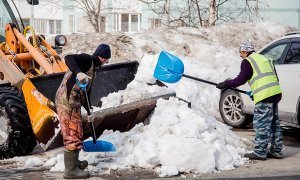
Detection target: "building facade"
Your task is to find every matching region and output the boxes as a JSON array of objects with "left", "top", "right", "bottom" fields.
[
  {"left": 9, "top": 0, "right": 300, "bottom": 35},
  {"left": 11, "top": 0, "right": 78, "bottom": 35},
  {"left": 260, "top": 0, "right": 300, "bottom": 28},
  {"left": 77, "top": 0, "right": 142, "bottom": 33}
]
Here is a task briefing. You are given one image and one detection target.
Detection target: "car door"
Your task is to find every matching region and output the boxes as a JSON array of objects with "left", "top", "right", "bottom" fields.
[
  {"left": 260, "top": 38, "right": 300, "bottom": 125},
  {"left": 258, "top": 39, "right": 298, "bottom": 124},
  {"left": 275, "top": 39, "right": 300, "bottom": 124}
]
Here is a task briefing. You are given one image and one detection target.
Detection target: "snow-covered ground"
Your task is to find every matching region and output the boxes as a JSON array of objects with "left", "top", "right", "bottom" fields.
[{"left": 7, "top": 22, "right": 294, "bottom": 177}]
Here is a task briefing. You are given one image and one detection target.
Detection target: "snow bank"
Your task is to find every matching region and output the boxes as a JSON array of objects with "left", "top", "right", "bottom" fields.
[{"left": 102, "top": 98, "right": 248, "bottom": 176}]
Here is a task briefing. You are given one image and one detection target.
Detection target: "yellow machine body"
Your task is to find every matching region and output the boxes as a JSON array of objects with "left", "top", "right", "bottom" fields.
[{"left": 0, "top": 23, "right": 67, "bottom": 149}]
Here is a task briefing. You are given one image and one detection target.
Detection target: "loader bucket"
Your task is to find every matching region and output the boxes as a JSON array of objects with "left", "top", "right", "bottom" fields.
[
  {"left": 82, "top": 92, "right": 176, "bottom": 139},
  {"left": 30, "top": 61, "right": 139, "bottom": 104},
  {"left": 28, "top": 61, "right": 175, "bottom": 149}
]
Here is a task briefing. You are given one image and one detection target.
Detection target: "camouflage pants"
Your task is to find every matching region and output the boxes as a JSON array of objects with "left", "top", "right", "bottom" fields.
[
  {"left": 55, "top": 71, "right": 84, "bottom": 151},
  {"left": 253, "top": 102, "right": 283, "bottom": 158}
]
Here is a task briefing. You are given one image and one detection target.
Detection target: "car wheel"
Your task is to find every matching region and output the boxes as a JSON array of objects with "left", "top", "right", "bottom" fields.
[{"left": 219, "top": 89, "right": 251, "bottom": 128}]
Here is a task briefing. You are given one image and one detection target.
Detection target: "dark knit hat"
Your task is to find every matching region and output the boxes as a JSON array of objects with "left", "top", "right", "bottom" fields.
[{"left": 93, "top": 44, "right": 111, "bottom": 59}]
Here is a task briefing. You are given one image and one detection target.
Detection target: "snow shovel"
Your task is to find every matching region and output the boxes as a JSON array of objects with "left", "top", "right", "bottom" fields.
[
  {"left": 76, "top": 80, "right": 116, "bottom": 152},
  {"left": 153, "top": 51, "right": 252, "bottom": 96}
]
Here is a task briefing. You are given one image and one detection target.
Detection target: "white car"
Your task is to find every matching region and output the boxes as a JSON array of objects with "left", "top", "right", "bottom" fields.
[{"left": 219, "top": 32, "right": 300, "bottom": 128}]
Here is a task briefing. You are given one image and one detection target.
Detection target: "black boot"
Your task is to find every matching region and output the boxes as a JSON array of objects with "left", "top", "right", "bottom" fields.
[
  {"left": 267, "top": 152, "right": 283, "bottom": 159},
  {"left": 78, "top": 160, "right": 88, "bottom": 170},
  {"left": 244, "top": 152, "right": 266, "bottom": 160},
  {"left": 63, "top": 149, "right": 90, "bottom": 179}
]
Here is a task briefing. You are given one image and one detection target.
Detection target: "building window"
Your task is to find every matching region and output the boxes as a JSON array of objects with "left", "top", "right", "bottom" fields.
[
  {"left": 35, "top": 19, "right": 47, "bottom": 34},
  {"left": 131, "top": 15, "right": 138, "bottom": 32},
  {"left": 150, "top": 18, "right": 161, "bottom": 29},
  {"left": 35, "top": 19, "right": 40, "bottom": 32},
  {"left": 113, "top": 14, "right": 118, "bottom": 31},
  {"left": 69, "top": 15, "right": 74, "bottom": 33},
  {"left": 49, "top": 20, "right": 55, "bottom": 34},
  {"left": 121, "top": 14, "right": 129, "bottom": 32},
  {"left": 56, "top": 20, "right": 62, "bottom": 34}
]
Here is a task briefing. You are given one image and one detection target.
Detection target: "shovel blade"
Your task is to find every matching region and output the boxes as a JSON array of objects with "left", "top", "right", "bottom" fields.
[
  {"left": 153, "top": 51, "right": 184, "bottom": 83},
  {"left": 83, "top": 140, "right": 116, "bottom": 152}
]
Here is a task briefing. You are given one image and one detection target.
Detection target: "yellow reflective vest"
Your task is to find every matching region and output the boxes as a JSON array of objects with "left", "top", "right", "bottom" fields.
[{"left": 246, "top": 53, "right": 282, "bottom": 104}]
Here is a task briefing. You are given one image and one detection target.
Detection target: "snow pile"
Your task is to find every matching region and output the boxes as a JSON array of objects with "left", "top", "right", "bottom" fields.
[
  {"left": 23, "top": 97, "right": 249, "bottom": 176},
  {"left": 96, "top": 98, "right": 249, "bottom": 176},
  {"left": 24, "top": 157, "right": 44, "bottom": 168},
  {"left": 100, "top": 80, "right": 172, "bottom": 109},
  {"left": 58, "top": 33, "right": 135, "bottom": 63},
  {"left": 59, "top": 22, "right": 294, "bottom": 63},
  {"left": 78, "top": 52, "right": 249, "bottom": 176}
]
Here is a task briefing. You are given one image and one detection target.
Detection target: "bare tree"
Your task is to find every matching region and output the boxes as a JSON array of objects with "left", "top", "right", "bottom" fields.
[
  {"left": 73, "top": 0, "right": 109, "bottom": 32},
  {"left": 138, "top": 0, "right": 264, "bottom": 28},
  {"left": 208, "top": 0, "right": 216, "bottom": 26},
  {"left": 191, "top": 0, "right": 203, "bottom": 27}
]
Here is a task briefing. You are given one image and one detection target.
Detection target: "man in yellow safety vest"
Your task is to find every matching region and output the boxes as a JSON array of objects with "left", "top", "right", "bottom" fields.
[{"left": 216, "top": 39, "right": 283, "bottom": 160}]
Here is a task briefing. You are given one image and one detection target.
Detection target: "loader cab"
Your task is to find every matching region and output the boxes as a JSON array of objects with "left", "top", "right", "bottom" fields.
[
  {"left": 0, "top": 0, "right": 17, "bottom": 42},
  {"left": 0, "top": 0, "right": 39, "bottom": 42}
]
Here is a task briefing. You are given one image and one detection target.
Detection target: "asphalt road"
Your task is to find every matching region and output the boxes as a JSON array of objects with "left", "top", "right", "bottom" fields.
[
  {"left": 197, "top": 128, "right": 300, "bottom": 179},
  {"left": 1, "top": 128, "right": 300, "bottom": 179}
]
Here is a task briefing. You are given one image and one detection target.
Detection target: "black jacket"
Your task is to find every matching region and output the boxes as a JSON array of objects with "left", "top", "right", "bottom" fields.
[{"left": 64, "top": 53, "right": 102, "bottom": 110}]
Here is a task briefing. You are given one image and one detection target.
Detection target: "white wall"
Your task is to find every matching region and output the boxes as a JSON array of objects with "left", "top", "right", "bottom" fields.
[
  {"left": 260, "top": 0, "right": 300, "bottom": 28},
  {"left": 12, "top": 0, "right": 63, "bottom": 20},
  {"left": 11, "top": 0, "right": 78, "bottom": 35},
  {"left": 76, "top": 0, "right": 142, "bottom": 33}
]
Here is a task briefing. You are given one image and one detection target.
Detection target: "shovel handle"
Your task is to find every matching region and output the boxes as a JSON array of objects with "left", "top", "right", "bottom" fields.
[
  {"left": 89, "top": 122, "right": 97, "bottom": 144},
  {"left": 77, "top": 80, "right": 98, "bottom": 144},
  {"left": 182, "top": 74, "right": 249, "bottom": 95},
  {"left": 182, "top": 74, "right": 217, "bottom": 86},
  {"left": 82, "top": 90, "right": 97, "bottom": 144}
]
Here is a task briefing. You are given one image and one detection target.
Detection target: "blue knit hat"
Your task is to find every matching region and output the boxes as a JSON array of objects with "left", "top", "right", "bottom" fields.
[{"left": 93, "top": 44, "right": 111, "bottom": 59}]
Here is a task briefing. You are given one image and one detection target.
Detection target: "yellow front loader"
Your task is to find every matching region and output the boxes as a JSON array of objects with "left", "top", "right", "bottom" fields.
[{"left": 0, "top": 3, "right": 68, "bottom": 157}]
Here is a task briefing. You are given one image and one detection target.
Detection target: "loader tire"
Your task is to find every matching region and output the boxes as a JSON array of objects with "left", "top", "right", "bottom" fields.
[{"left": 0, "top": 86, "right": 37, "bottom": 159}]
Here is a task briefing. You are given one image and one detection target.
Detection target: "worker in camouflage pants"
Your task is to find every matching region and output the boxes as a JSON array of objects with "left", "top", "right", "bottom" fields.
[
  {"left": 56, "top": 71, "right": 84, "bottom": 151},
  {"left": 217, "top": 39, "right": 283, "bottom": 160},
  {"left": 55, "top": 44, "right": 111, "bottom": 179},
  {"left": 253, "top": 103, "right": 282, "bottom": 158}
]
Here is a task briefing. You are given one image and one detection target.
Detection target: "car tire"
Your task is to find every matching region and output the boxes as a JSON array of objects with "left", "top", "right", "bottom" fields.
[{"left": 219, "top": 89, "right": 252, "bottom": 128}]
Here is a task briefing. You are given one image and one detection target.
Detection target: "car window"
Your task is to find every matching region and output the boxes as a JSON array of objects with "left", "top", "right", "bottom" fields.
[
  {"left": 285, "top": 42, "right": 300, "bottom": 64},
  {"left": 260, "top": 44, "right": 287, "bottom": 64}
]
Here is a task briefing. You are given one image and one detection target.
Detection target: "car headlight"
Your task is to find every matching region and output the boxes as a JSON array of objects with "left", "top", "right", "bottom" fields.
[{"left": 55, "top": 35, "right": 67, "bottom": 46}]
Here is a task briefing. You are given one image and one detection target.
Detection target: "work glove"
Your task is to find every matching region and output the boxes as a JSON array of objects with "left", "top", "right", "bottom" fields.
[
  {"left": 76, "top": 72, "right": 90, "bottom": 84},
  {"left": 216, "top": 81, "right": 227, "bottom": 89},
  {"left": 88, "top": 112, "right": 95, "bottom": 122},
  {"left": 246, "top": 91, "right": 254, "bottom": 101},
  {"left": 250, "top": 95, "right": 254, "bottom": 101}
]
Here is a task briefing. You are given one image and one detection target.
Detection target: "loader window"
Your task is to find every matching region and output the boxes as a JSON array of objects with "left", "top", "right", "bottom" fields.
[{"left": 0, "top": 0, "right": 14, "bottom": 42}]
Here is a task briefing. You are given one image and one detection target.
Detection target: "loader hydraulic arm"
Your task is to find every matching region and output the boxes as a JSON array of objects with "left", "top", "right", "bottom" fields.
[{"left": 2, "top": 23, "right": 67, "bottom": 76}]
